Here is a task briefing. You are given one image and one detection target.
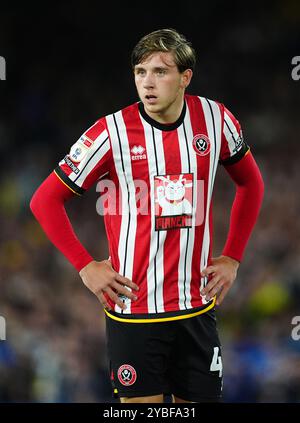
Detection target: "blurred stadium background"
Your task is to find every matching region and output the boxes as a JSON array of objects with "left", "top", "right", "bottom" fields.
[{"left": 0, "top": 1, "right": 300, "bottom": 402}]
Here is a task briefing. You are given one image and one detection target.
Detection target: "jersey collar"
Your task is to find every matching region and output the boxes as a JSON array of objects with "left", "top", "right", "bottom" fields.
[{"left": 138, "top": 100, "right": 186, "bottom": 131}]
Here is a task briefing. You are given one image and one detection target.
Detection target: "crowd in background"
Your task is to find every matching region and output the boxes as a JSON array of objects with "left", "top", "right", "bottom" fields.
[{"left": 0, "top": 2, "right": 300, "bottom": 402}]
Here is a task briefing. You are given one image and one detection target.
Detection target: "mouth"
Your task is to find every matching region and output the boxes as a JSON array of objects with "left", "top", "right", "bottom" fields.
[{"left": 145, "top": 95, "right": 158, "bottom": 104}]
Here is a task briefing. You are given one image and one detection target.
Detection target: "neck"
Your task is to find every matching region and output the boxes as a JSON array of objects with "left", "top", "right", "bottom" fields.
[{"left": 145, "top": 93, "right": 185, "bottom": 124}]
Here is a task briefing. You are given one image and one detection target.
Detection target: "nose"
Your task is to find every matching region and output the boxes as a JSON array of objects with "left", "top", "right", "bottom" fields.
[{"left": 143, "top": 72, "right": 154, "bottom": 89}]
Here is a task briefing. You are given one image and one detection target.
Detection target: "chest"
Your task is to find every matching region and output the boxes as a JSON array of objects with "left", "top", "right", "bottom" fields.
[{"left": 110, "top": 126, "right": 216, "bottom": 182}]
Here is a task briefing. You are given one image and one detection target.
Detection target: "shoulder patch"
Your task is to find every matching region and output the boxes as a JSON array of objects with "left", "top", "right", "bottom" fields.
[
  {"left": 68, "top": 134, "right": 94, "bottom": 163},
  {"left": 68, "top": 142, "right": 88, "bottom": 163}
]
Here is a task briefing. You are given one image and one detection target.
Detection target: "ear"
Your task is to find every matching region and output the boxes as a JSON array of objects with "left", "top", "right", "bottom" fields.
[{"left": 181, "top": 69, "right": 193, "bottom": 89}]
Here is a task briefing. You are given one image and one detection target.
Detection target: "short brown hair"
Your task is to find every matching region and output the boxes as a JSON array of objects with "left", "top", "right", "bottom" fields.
[{"left": 131, "top": 28, "right": 196, "bottom": 73}]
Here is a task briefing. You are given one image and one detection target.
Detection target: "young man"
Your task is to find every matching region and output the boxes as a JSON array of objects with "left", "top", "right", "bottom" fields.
[{"left": 30, "top": 29, "right": 264, "bottom": 403}]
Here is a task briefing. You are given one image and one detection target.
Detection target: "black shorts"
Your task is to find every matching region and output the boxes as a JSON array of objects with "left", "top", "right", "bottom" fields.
[{"left": 105, "top": 309, "right": 223, "bottom": 402}]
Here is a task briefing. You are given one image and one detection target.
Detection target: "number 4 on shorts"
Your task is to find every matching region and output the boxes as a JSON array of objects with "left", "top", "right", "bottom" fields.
[{"left": 210, "top": 346, "right": 223, "bottom": 377}]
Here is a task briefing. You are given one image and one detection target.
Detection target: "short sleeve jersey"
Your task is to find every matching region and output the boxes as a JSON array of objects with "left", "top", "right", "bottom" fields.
[{"left": 55, "top": 94, "right": 249, "bottom": 322}]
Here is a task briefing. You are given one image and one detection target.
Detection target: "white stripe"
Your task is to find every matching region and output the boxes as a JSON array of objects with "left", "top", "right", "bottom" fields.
[
  {"left": 223, "top": 112, "right": 239, "bottom": 155},
  {"left": 176, "top": 108, "right": 195, "bottom": 310},
  {"left": 151, "top": 127, "right": 167, "bottom": 313},
  {"left": 141, "top": 120, "right": 157, "bottom": 313},
  {"left": 141, "top": 118, "right": 166, "bottom": 313},
  {"left": 199, "top": 97, "right": 222, "bottom": 297},
  {"left": 106, "top": 112, "right": 138, "bottom": 314}
]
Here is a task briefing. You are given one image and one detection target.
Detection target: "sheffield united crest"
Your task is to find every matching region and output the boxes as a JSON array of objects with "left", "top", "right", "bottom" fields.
[
  {"left": 192, "top": 134, "right": 211, "bottom": 156},
  {"left": 117, "top": 364, "right": 137, "bottom": 386}
]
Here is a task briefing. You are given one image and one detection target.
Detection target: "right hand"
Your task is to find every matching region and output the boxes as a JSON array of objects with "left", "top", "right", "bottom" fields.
[{"left": 79, "top": 259, "right": 139, "bottom": 311}]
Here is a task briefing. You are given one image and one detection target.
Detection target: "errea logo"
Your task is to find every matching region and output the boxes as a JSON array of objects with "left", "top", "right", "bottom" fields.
[{"left": 131, "top": 145, "right": 147, "bottom": 161}]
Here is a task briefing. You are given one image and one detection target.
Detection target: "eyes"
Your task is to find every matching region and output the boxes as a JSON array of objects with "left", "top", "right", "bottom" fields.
[
  {"left": 135, "top": 69, "right": 146, "bottom": 76},
  {"left": 135, "top": 68, "right": 167, "bottom": 76}
]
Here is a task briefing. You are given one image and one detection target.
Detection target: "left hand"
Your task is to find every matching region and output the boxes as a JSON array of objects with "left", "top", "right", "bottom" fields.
[{"left": 200, "top": 255, "right": 240, "bottom": 306}]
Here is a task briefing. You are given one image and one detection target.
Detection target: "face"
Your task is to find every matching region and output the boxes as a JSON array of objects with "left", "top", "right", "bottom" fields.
[{"left": 134, "top": 51, "right": 192, "bottom": 120}]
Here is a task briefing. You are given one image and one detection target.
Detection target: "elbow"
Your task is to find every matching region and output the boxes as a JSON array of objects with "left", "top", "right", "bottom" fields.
[
  {"left": 257, "top": 170, "right": 265, "bottom": 204},
  {"left": 30, "top": 186, "right": 45, "bottom": 220},
  {"left": 30, "top": 189, "right": 40, "bottom": 218},
  {"left": 30, "top": 172, "right": 56, "bottom": 218}
]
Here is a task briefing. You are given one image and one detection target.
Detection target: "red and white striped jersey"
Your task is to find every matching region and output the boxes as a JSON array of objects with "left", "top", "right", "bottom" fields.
[{"left": 55, "top": 94, "right": 249, "bottom": 322}]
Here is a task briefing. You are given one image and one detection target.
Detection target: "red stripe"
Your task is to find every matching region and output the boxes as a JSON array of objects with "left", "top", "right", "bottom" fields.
[
  {"left": 161, "top": 130, "right": 181, "bottom": 312},
  {"left": 186, "top": 95, "right": 210, "bottom": 308},
  {"left": 120, "top": 104, "right": 151, "bottom": 313},
  {"left": 85, "top": 119, "right": 105, "bottom": 140},
  {"left": 101, "top": 117, "right": 122, "bottom": 309}
]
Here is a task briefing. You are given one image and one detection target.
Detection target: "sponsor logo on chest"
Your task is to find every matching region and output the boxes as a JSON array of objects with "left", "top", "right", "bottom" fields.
[{"left": 131, "top": 145, "right": 147, "bottom": 161}]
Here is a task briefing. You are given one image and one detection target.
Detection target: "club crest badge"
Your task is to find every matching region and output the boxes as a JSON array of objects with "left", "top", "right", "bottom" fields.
[
  {"left": 192, "top": 134, "right": 211, "bottom": 156},
  {"left": 117, "top": 364, "right": 137, "bottom": 386}
]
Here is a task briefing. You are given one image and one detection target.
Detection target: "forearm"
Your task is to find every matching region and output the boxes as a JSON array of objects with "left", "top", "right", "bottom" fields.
[
  {"left": 222, "top": 152, "right": 264, "bottom": 262},
  {"left": 30, "top": 172, "right": 94, "bottom": 272}
]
